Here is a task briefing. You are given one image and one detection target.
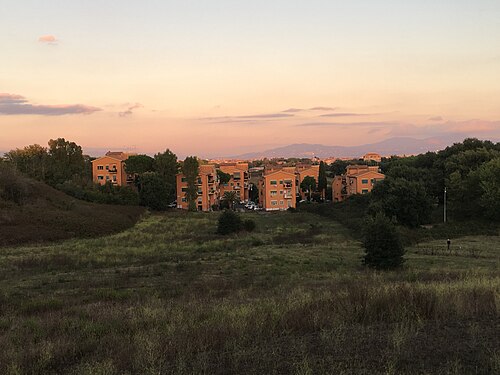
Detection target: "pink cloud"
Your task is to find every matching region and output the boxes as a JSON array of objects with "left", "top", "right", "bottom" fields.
[
  {"left": 38, "top": 35, "right": 58, "bottom": 44},
  {"left": 0, "top": 93, "right": 101, "bottom": 116},
  {"left": 119, "top": 103, "right": 143, "bottom": 117}
]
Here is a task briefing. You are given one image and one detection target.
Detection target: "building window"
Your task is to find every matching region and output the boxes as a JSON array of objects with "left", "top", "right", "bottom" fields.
[
  {"left": 112, "top": 176, "right": 117, "bottom": 181},
  {"left": 279, "top": 180, "right": 283, "bottom": 184},
  {"left": 271, "top": 200, "right": 278, "bottom": 206},
  {"left": 106, "top": 176, "right": 110, "bottom": 180},
  {"left": 97, "top": 165, "right": 104, "bottom": 170},
  {"left": 270, "top": 190, "right": 277, "bottom": 196},
  {"left": 361, "top": 179, "right": 369, "bottom": 184},
  {"left": 181, "top": 187, "right": 187, "bottom": 192},
  {"left": 362, "top": 189, "right": 369, "bottom": 194},
  {"left": 97, "top": 176, "right": 104, "bottom": 180},
  {"left": 279, "top": 200, "right": 284, "bottom": 205},
  {"left": 270, "top": 180, "right": 277, "bottom": 185},
  {"left": 106, "top": 165, "right": 109, "bottom": 170},
  {"left": 181, "top": 177, "right": 187, "bottom": 183},
  {"left": 181, "top": 197, "right": 187, "bottom": 202},
  {"left": 197, "top": 178, "right": 202, "bottom": 184}
]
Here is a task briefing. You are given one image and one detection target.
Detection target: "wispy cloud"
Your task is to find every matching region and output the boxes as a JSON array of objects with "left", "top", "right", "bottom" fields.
[
  {"left": 319, "top": 113, "right": 368, "bottom": 118},
  {"left": 296, "top": 121, "right": 392, "bottom": 127},
  {"left": 119, "top": 103, "right": 142, "bottom": 117},
  {"left": 201, "top": 113, "right": 294, "bottom": 121},
  {"left": 309, "top": 106, "right": 336, "bottom": 111},
  {"left": 38, "top": 35, "right": 58, "bottom": 45},
  {"left": 282, "top": 108, "right": 304, "bottom": 113},
  {"left": 0, "top": 93, "right": 101, "bottom": 116},
  {"left": 428, "top": 116, "right": 443, "bottom": 121}
]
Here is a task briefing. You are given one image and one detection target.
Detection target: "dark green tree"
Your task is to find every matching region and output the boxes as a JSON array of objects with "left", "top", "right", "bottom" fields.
[
  {"left": 318, "top": 161, "right": 327, "bottom": 198},
  {"left": 370, "top": 177, "right": 433, "bottom": 227},
  {"left": 154, "top": 149, "right": 178, "bottom": 203},
  {"left": 478, "top": 157, "right": 500, "bottom": 220},
  {"left": 125, "top": 154, "right": 155, "bottom": 175},
  {"left": 139, "top": 172, "right": 169, "bottom": 210},
  {"left": 46, "top": 138, "right": 84, "bottom": 185},
  {"left": 363, "top": 213, "right": 405, "bottom": 270},
  {"left": 182, "top": 156, "right": 199, "bottom": 211},
  {"left": 300, "top": 176, "right": 317, "bottom": 200},
  {"left": 5, "top": 144, "right": 49, "bottom": 181},
  {"left": 217, "top": 169, "right": 231, "bottom": 185},
  {"left": 221, "top": 191, "right": 238, "bottom": 210}
]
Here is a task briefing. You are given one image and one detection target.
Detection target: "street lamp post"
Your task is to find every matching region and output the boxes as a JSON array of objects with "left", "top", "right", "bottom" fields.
[{"left": 444, "top": 187, "right": 447, "bottom": 223}]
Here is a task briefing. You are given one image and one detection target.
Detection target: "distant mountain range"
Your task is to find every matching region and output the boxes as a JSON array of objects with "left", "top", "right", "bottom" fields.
[{"left": 229, "top": 135, "right": 477, "bottom": 159}]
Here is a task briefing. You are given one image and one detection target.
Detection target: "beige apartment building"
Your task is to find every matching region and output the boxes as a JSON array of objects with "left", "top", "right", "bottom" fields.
[
  {"left": 258, "top": 168, "right": 296, "bottom": 211},
  {"left": 176, "top": 164, "right": 219, "bottom": 211},
  {"left": 332, "top": 165, "right": 385, "bottom": 202},
  {"left": 91, "top": 151, "right": 135, "bottom": 186},
  {"left": 219, "top": 162, "right": 249, "bottom": 202}
]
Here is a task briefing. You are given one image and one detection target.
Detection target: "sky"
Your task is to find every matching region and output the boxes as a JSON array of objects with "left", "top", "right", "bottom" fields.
[{"left": 1, "top": 0, "right": 500, "bottom": 157}]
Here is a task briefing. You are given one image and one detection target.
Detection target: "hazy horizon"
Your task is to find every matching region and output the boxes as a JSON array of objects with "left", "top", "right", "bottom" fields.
[{"left": 2, "top": 1, "right": 500, "bottom": 156}]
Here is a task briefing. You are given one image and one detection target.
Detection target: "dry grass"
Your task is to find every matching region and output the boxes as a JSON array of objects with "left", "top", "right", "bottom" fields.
[{"left": 0, "top": 211, "right": 498, "bottom": 374}]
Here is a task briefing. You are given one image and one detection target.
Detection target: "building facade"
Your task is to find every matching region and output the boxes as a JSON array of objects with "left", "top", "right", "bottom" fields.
[
  {"left": 332, "top": 165, "right": 385, "bottom": 202},
  {"left": 219, "top": 162, "right": 249, "bottom": 202},
  {"left": 176, "top": 164, "right": 219, "bottom": 211},
  {"left": 258, "top": 168, "right": 296, "bottom": 211},
  {"left": 363, "top": 152, "right": 382, "bottom": 163},
  {"left": 91, "top": 151, "right": 135, "bottom": 186}
]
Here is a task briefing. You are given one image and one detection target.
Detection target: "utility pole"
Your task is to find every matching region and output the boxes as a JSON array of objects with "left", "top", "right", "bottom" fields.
[{"left": 444, "top": 187, "right": 447, "bottom": 223}]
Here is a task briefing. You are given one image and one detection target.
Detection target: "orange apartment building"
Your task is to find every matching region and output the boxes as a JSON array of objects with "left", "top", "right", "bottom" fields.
[
  {"left": 332, "top": 165, "right": 385, "bottom": 202},
  {"left": 176, "top": 164, "right": 219, "bottom": 211},
  {"left": 363, "top": 152, "right": 382, "bottom": 163},
  {"left": 258, "top": 168, "right": 296, "bottom": 211},
  {"left": 91, "top": 151, "right": 135, "bottom": 186},
  {"left": 219, "top": 162, "right": 249, "bottom": 202}
]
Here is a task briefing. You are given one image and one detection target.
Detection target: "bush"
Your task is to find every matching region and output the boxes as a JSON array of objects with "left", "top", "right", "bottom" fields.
[
  {"left": 363, "top": 213, "right": 405, "bottom": 270},
  {"left": 0, "top": 164, "right": 32, "bottom": 204},
  {"left": 243, "top": 219, "right": 256, "bottom": 232},
  {"left": 217, "top": 210, "right": 243, "bottom": 235}
]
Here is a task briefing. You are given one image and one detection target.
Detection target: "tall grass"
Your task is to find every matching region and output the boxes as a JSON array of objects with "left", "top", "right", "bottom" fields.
[{"left": 0, "top": 211, "right": 498, "bottom": 374}]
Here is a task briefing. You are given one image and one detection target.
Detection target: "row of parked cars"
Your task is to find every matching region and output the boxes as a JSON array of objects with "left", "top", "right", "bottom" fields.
[{"left": 244, "top": 201, "right": 262, "bottom": 210}]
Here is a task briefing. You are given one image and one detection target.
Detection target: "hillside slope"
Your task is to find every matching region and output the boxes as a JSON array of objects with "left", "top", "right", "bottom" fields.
[{"left": 0, "top": 170, "right": 144, "bottom": 246}]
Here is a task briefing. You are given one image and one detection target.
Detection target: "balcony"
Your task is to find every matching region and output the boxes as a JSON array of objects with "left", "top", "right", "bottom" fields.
[
  {"left": 108, "top": 168, "right": 118, "bottom": 174},
  {"left": 284, "top": 194, "right": 293, "bottom": 199},
  {"left": 234, "top": 185, "right": 241, "bottom": 190}
]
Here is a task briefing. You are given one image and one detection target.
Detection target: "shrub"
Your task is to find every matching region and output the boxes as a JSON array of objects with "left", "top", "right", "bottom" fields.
[
  {"left": 363, "top": 213, "right": 405, "bottom": 269},
  {"left": 243, "top": 219, "right": 256, "bottom": 232},
  {"left": 217, "top": 210, "right": 243, "bottom": 235},
  {"left": 0, "top": 164, "right": 31, "bottom": 204}
]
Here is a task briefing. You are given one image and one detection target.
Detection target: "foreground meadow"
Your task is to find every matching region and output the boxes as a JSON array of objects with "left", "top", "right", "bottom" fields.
[{"left": 0, "top": 211, "right": 498, "bottom": 374}]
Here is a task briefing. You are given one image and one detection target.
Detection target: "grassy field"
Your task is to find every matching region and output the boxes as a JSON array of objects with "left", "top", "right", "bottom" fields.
[
  {"left": 0, "top": 211, "right": 498, "bottom": 374},
  {"left": 0, "top": 176, "right": 144, "bottom": 246}
]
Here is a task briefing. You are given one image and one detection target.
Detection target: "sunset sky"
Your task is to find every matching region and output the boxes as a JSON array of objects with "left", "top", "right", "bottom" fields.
[{"left": 1, "top": 1, "right": 500, "bottom": 157}]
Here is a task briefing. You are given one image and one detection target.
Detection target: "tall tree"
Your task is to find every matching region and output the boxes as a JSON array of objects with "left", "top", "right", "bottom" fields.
[
  {"left": 318, "top": 161, "right": 327, "bottom": 199},
  {"left": 182, "top": 156, "right": 199, "bottom": 211},
  {"left": 300, "top": 176, "right": 317, "bottom": 201},
  {"left": 5, "top": 144, "right": 48, "bottom": 181},
  {"left": 154, "top": 149, "right": 178, "bottom": 185},
  {"left": 139, "top": 172, "right": 169, "bottom": 210},
  {"left": 154, "top": 149, "right": 178, "bottom": 203},
  {"left": 46, "top": 138, "right": 84, "bottom": 185},
  {"left": 125, "top": 155, "right": 155, "bottom": 175}
]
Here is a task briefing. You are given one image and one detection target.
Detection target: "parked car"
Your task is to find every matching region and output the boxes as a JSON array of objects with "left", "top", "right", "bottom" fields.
[{"left": 167, "top": 201, "right": 177, "bottom": 208}]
